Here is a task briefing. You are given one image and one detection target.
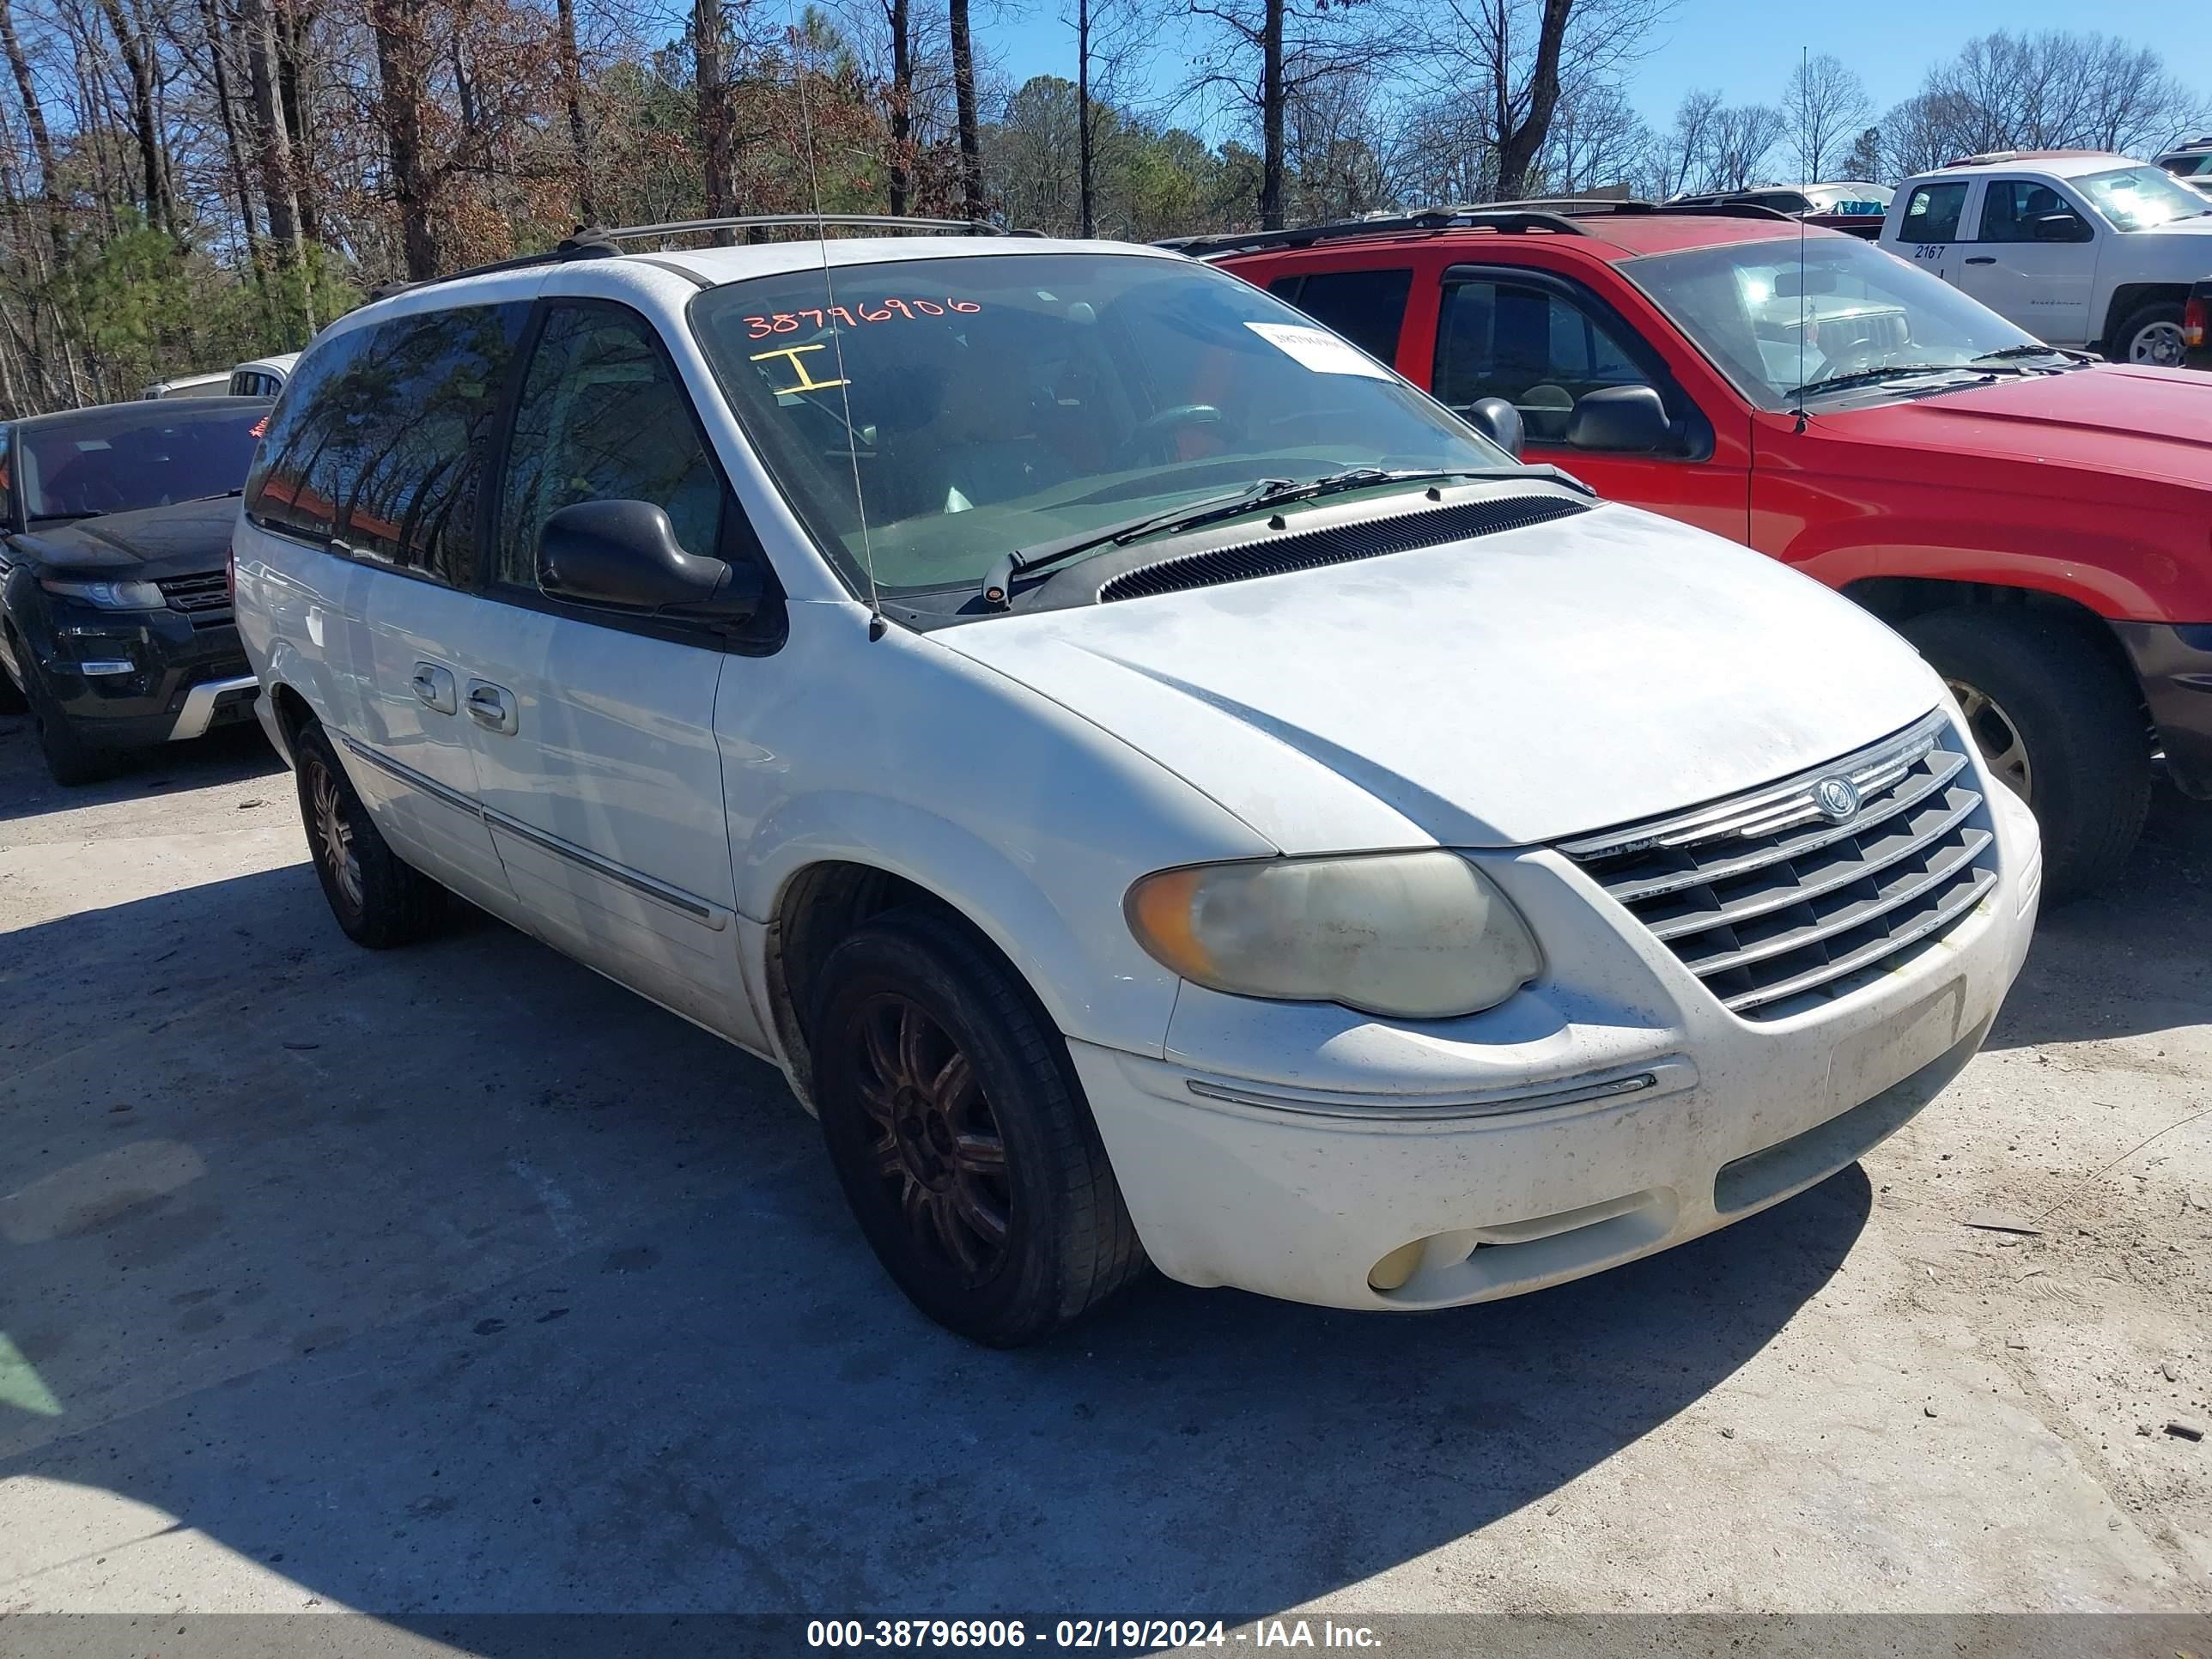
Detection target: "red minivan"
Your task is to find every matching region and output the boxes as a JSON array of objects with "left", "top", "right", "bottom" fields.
[{"left": 1200, "top": 204, "right": 2212, "bottom": 898}]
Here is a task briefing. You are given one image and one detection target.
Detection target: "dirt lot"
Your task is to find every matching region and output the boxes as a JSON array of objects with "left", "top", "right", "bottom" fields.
[{"left": 1, "top": 714, "right": 2209, "bottom": 1629}]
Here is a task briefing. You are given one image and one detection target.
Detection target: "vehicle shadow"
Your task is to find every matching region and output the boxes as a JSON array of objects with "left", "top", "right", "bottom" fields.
[
  {"left": 1985, "top": 787, "right": 2212, "bottom": 1051},
  {"left": 0, "top": 861, "right": 1869, "bottom": 1620},
  {"left": 0, "top": 717, "right": 283, "bottom": 826}
]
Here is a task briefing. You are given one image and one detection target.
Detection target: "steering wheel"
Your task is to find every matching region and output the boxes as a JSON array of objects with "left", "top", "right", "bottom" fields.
[
  {"left": 1111, "top": 404, "right": 1226, "bottom": 468},
  {"left": 1808, "top": 336, "right": 1892, "bottom": 382}
]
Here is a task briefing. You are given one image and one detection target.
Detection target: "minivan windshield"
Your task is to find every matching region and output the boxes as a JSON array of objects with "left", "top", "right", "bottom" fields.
[
  {"left": 693, "top": 252, "right": 1511, "bottom": 599},
  {"left": 1626, "top": 234, "right": 2059, "bottom": 410},
  {"left": 2074, "top": 165, "right": 2211, "bottom": 230}
]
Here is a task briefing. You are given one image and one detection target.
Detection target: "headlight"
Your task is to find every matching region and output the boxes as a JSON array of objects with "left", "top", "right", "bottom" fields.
[
  {"left": 1125, "top": 851, "right": 1542, "bottom": 1019},
  {"left": 40, "top": 577, "right": 166, "bottom": 610}
]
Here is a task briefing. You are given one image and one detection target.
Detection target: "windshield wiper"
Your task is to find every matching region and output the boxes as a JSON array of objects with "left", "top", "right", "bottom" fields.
[
  {"left": 978, "top": 468, "right": 1497, "bottom": 608},
  {"left": 1782, "top": 363, "right": 2002, "bottom": 400},
  {"left": 1972, "top": 344, "right": 2085, "bottom": 367},
  {"left": 177, "top": 488, "right": 246, "bottom": 503}
]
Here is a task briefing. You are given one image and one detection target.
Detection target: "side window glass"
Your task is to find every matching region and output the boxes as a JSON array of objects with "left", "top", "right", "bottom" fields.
[
  {"left": 1274, "top": 268, "right": 1413, "bottom": 365},
  {"left": 246, "top": 329, "right": 377, "bottom": 541},
  {"left": 1433, "top": 280, "right": 1655, "bottom": 445},
  {"left": 1902, "top": 182, "right": 1966, "bottom": 242},
  {"left": 338, "top": 305, "right": 527, "bottom": 583},
  {"left": 495, "top": 306, "right": 723, "bottom": 590}
]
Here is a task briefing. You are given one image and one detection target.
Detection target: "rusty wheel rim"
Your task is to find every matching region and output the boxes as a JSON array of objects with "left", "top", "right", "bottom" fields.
[
  {"left": 307, "top": 756, "right": 364, "bottom": 912},
  {"left": 851, "top": 992, "right": 1011, "bottom": 1283}
]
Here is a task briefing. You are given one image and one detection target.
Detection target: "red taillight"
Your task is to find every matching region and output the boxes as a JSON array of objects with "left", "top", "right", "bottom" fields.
[{"left": 2185, "top": 295, "right": 2208, "bottom": 349}]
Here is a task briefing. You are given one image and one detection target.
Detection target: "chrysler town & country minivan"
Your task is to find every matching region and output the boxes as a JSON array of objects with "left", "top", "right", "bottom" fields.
[{"left": 231, "top": 222, "right": 2041, "bottom": 1344}]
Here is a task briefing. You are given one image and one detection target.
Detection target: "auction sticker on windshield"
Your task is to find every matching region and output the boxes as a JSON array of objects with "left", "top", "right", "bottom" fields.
[{"left": 1244, "top": 320, "right": 1394, "bottom": 379}]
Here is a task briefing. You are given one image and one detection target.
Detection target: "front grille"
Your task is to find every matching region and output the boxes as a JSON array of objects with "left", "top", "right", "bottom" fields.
[
  {"left": 1095, "top": 494, "right": 1588, "bottom": 604},
  {"left": 156, "top": 570, "right": 231, "bottom": 627},
  {"left": 1556, "top": 710, "right": 1998, "bottom": 1021}
]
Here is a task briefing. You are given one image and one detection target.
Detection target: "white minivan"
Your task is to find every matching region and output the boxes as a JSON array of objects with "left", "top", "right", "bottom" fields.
[{"left": 231, "top": 221, "right": 2041, "bottom": 1344}]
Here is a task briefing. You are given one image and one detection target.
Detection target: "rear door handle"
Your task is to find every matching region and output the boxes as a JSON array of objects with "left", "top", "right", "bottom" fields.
[
  {"left": 465, "top": 678, "right": 518, "bottom": 735},
  {"left": 1963, "top": 257, "right": 1996, "bottom": 265},
  {"left": 410, "top": 661, "right": 457, "bottom": 715}
]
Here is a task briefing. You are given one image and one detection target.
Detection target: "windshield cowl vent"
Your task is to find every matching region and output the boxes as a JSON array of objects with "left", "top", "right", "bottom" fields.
[{"left": 1091, "top": 494, "right": 1590, "bottom": 605}]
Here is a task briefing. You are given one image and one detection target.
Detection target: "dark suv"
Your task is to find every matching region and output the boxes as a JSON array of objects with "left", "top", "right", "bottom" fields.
[{"left": 0, "top": 398, "right": 270, "bottom": 782}]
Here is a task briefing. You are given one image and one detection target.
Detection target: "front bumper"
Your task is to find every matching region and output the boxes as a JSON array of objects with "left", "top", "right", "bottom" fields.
[
  {"left": 34, "top": 601, "right": 258, "bottom": 747},
  {"left": 2112, "top": 622, "right": 2212, "bottom": 799},
  {"left": 1072, "top": 780, "right": 2040, "bottom": 1311}
]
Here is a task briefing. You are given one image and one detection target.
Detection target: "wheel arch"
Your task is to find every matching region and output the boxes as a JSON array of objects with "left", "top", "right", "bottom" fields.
[
  {"left": 1843, "top": 575, "right": 2144, "bottom": 703},
  {"left": 756, "top": 846, "right": 1170, "bottom": 1115},
  {"left": 2100, "top": 283, "right": 2190, "bottom": 354}
]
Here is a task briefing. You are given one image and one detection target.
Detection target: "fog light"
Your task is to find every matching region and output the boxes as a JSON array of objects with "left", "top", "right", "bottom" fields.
[{"left": 1367, "top": 1241, "right": 1425, "bottom": 1292}]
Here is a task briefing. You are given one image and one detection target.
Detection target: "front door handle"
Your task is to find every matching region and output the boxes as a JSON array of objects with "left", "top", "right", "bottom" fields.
[
  {"left": 1963, "top": 256, "right": 1996, "bottom": 265},
  {"left": 410, "top": 661, "right": 457, "bottom": 715},
  {"left": 465, "top": 679, "right": 518, "bottom": 735}
]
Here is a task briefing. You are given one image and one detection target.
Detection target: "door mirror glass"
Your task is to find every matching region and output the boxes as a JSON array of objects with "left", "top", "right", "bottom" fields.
[
  {"left": 1462, "top": 397, "right": 1524, "bottom": 459},
  {"left": 2033, "top": 211, "right": 2092, "bottom": 243},
  {"left": 538, "top": 500, "right": 762, "bottom": 622},
  {"left": 1565, "top": 385, "right": 1671, "bottom": 453}
]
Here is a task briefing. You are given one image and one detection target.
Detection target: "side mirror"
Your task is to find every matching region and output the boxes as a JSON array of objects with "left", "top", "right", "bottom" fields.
[
  {"left": 1565, "top": 385, "right": 1671, "bottom": 454},
  {"left": 537, "top": 500, "right": 763, "bottom": 623},
  {"left": 1464, "top": 396, "right": 1525, "bottom": 460},
  {"left": 2033, "top": 211, "right": 2091, "bottom": 243}
]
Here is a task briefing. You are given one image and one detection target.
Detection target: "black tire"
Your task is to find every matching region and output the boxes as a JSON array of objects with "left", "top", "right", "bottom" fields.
[
  {"left": 293, "top": 720, "right": 448, "bottom": 948},
  {"left": 811, "top": 905, "right": 1146, "bottom": 1346},
  {"left": 0, "top": 636, "right": 27, "bottom": 715},
  {"left": 1898, "top": 608, "right": 2149, "bottom": 901},
  {"left": 24, "top": 663, "right": 120, "bottom": 786},
  {"left": 2110, "top": 301, "right": 2188, "bottom": 368}
]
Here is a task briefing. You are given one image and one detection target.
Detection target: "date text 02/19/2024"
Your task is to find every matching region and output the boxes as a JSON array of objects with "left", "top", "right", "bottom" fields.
[{"left": 805, "top": 1620, "right": 1382, "bottom": 1650}]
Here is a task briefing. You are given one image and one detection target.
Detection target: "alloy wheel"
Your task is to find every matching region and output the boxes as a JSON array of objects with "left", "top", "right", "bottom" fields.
[
  {"left": 308, "top": 756, "right": 365, "bottom": 911},
  {"left": 2127, "top": 322, "right": 2186, "bottom": 367},
  {"left": 1948, "top": 678, "right": 2033, "bottom": 800},
  {"left": 850, "top": 991, "right": 1012, "bottom": 1282}
]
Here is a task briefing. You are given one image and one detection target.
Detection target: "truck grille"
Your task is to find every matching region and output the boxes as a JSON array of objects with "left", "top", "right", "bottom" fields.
[
  {"left": 1556, "top": 710, "right": 1998, "bottom": 1021},
  {"left": 156, "top": 571, "right": 231, "bottom": 627}
]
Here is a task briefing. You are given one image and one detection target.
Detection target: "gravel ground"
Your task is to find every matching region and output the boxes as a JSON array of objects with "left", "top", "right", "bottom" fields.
[{"left": 1, "top": 715, "right": 2208, "bottom": 1632}]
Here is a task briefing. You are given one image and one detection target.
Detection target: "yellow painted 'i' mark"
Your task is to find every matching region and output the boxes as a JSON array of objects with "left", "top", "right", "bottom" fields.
[{"left": 750, "top": 343, "right": 850, "bottom": 394}]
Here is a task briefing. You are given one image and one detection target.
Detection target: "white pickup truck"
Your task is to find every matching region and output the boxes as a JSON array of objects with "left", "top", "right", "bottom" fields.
[{"left": 1878, "top": 149, "right": 2212, "bottom": 367}]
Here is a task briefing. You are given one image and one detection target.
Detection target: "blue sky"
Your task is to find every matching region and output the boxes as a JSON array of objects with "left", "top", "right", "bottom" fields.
[{"left": 981, "top": 0, "right": 2211, "bottom": 139}]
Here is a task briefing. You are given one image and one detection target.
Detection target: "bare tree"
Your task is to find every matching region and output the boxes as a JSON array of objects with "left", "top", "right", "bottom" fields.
[
  {"left": 1911, "top": 31, "right": 2208, "bottom": 163},
  {"left": 1784, "top": 52, "right": 1868, "bottom": 182},
  {"left": 1407, "top": 0, "right": 1670, "bottom": 204},
  {"left": 692, "top": 0, "right": 736, "bottom": 221},
  {"left": 948, "top": 0, "right": 980, "bottom": 216},
  {"left": 1182, "top": 0, "right": 1399, "bottom": 228},
  {"left": 1705, "top": 100, "right": 1783, "bottom": 190},
  {"left": 555, "top": 0, "right": 592, "bottom": 221}
]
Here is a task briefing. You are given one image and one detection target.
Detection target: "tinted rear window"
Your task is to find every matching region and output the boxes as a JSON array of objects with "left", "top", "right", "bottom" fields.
[
  {"left": 246, "top": 303, "right": 527, "bottom": 582},
  {"left": 1267, "top": 267, "right": 1413, "bottom": 366}
]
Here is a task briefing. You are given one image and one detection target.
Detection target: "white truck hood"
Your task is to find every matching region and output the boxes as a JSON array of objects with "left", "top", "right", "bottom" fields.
[{"left": 936, "top": 500, "right": 1944, "bottom": 853}]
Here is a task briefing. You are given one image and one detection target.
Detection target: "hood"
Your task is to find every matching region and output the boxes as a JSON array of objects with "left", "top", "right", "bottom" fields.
[
  {"left": 13, "top": 495, "right": 240, "bottom": 579},
  {"left": 1821, "top": 364, "right": 2212, "bottom": 488},
  {"left": 936, "top": 500, "right": 1942, "bottom": 852}
]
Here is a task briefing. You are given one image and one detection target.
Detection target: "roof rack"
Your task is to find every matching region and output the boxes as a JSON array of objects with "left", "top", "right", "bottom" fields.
[
  {"left": 1161, "top": 207, "right": 1594, "bottom": 258},
  {"left": 1159, "top": 196, "right": 1795, "bottom": 259},
  {"left": 370, "top": 214, "right": 1018, "bottom": 301},
  {"left": 1941, "top": 148, "right": 2112, "bottom": 167}
]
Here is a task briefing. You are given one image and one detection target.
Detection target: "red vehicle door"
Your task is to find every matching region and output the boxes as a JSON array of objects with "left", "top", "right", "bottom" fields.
[{"left": 1407, "top": 255, "right": 1753, "bottom": 543}]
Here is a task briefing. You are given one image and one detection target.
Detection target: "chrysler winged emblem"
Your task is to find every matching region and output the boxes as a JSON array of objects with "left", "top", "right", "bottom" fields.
[{"left": 1813, "top": 775, "right": 1861, "bottom": 823}]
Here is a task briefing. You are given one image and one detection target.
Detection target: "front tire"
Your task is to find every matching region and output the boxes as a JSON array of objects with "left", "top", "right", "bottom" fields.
[
  {"left": 1897, "top": 608, "right": 2149, "bottom": 901},
  {"left": 25, "top": 665, "right": 120, "bottom": 786},
  {"left": 293, "top": 720, "right": 448, "bottom": 948},
  {"left": 2112, "top": 301, "right": 2187, "bottom": 368},
  {"left": 811, "top": 906, "right": 1146, "bottom": 1346}
]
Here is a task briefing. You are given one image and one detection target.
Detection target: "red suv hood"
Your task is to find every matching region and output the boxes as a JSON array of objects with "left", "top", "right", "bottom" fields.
[{"left": 1825, "top": 364, "right": 2212, "bottom": 485}]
